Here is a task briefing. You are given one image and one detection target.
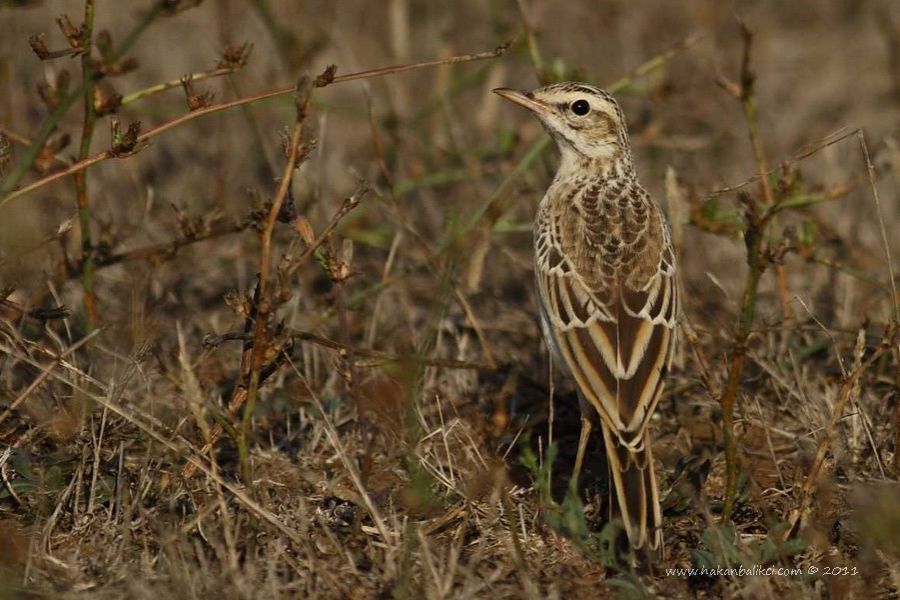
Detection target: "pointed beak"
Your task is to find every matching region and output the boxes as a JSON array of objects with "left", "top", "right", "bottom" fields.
[{"left": 492, "top": 87, "right": 550, "bottom": 116}]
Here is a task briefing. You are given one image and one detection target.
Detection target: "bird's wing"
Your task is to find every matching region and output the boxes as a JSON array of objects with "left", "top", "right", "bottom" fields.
[{"left": 535, "top": 210, "right": 677, "bottom": 447}]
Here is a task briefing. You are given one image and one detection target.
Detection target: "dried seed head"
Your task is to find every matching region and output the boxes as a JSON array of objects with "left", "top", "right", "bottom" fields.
[
  {"left": 181, "top": 76, "right": 214, "bottom": 111},
  {"left": 172, "top": 204, "right": 207, "bottom": 239},
  {"left": 314, "top": 64, "right": 337, "bottom": 88},
  {"left": 29, "top": 34, "right": 51, "bottom": 59},
  {"left": 37, "top": 69, "right": 70, "bottom": 108},
  {"left": 325, "top": 239, "right": 353, "bottom": 282},
  {"left": 55, "top": 15, "right": 84, "bottom": 49},
  {"left": 109, "top": 120, "right": 144, "bottom": 157},
  {"left": 28, "top": 34, "right": 81, "bottom": 61},
  {"left": 92, "top": 30, "right": 140, "bottom": 76},
  {"left": 92, "top": 84, "right": 122, "bottom": 116},
  {"left": 217, "top": 42, "right": 253, "bottom": 70},
  {"left": 244, "top": 189, "right": 268, "bottom": 230},
  {"left": 34, "top": 132, "right": 70, "bottom": 174},
  {"left": 278, "top": 127, "right": 292, "bottom": 158},
  {"left": 277, "top": 188, "right": 298, "bottom": 223},
  {"left": 293, "top": 216, "right": 315, "bottom": 246},
  {"left": 223, "top": 289, "right": 251, "bottom": 319}
]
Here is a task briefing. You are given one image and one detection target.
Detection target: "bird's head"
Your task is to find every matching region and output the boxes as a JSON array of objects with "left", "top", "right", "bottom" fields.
[{"left": 493, "top": 82, "right": 631, "bottom": 169}]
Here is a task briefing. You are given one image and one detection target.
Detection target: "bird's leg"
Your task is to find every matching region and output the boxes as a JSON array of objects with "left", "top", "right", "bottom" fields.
[{"left": 569, "top": 416, "right": 593, "bottom": 493}]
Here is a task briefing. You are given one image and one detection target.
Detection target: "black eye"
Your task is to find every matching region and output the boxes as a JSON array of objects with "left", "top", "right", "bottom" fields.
[{"left": 570, "top": 99, "right": 590, "bottom": 116}]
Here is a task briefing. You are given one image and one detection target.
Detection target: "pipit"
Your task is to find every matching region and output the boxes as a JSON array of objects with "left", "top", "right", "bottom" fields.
[{"left": 494, "top": 82, "right": 678, "bottom": 557}]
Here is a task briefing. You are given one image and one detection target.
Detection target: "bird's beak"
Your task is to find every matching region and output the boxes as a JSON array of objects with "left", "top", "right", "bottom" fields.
[{"left": 492, "top": 88, "right": 550, "bottom": 116}]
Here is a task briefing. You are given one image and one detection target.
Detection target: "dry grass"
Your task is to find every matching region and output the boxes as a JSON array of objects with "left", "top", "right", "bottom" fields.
[{"left": 2, "top": 1, "right": 900, "bottom": 598}]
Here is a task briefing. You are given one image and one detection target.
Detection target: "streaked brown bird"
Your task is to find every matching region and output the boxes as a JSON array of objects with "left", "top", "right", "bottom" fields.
[{"left": 494, "top": 82, "right": 678, "bottom": 557}]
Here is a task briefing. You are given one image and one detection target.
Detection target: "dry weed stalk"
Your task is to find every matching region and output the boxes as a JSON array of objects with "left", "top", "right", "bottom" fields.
[
  {"left": 713, "top": 23, "right": 805, "bottom": 521},
  {"left": 733, "top": 23, "right": 794, "bottom": 324},
  {"left": 177, "top": 49, "right": 510, "bottom": 482},
  {"left": 783, "top": 323, "right": 898, "bottom": 539},
  {"left": 0, "top": 43, "right": 510, "bottom": 209},
  {"left": 694, "top": 23, "right": 900, "bottom": 526},
  {"left": 236, "top": 76, "right": 312, "bottom": 484},
  {"left": 181, "top": 185, "right": 369, "bottom": 480},
  {"left": 72, "top": 0, "right": 98, "bottom": 326}
]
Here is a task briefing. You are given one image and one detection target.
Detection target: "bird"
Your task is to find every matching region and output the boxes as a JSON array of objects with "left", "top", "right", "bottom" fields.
[{"left": 493, "top": 82, "right": 678, "bottom": 558}]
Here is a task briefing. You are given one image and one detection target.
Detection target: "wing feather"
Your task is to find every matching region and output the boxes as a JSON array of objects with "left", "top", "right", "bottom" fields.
[{"left": 535, "top": 213, "right": 678, "bottom": 445}]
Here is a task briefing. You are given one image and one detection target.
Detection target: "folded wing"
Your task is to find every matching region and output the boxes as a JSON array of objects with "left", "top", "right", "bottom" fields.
[{"left": 535, "top": 214, "right": 677, "bottom": 447}]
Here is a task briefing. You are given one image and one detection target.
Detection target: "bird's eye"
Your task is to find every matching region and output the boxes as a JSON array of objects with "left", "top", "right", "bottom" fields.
[{"left": 570, "top": 99, "right": 590, "bottom": 116}]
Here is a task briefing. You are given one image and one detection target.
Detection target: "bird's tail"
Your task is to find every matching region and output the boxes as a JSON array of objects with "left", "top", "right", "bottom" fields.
[{"left": 601, "top": 424, "right": 663, "bottom": 559}]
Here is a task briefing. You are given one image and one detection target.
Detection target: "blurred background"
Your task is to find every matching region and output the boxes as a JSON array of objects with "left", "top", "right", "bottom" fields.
[{"left": 2, "top": 0, "right": 899, "bottom": 597}]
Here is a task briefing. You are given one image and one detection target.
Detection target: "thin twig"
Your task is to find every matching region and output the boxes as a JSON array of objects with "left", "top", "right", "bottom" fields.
[
  {"left": 718, "top": 23, "right": 798, "bottom": 521},
  {"left": 0, "top": 43, "right": 510, "bottom": 208},
  {"left": 318, "top": 41, "right": 510, "bottom": 88},
  {"left": 238, "top": 78, "right": 310, "bottom": 486},
  {"left": 87, "top": 216, "right": 256, "bottom": 274},
  {"left": 734, "top": 22, "right": 792, "bottom": 324},
  {"left": 291, "top": 329, "right": 497, "bottom": 371},
  {"left": 709, "top": 127, "right": 855, "bottom": 196},
  {"left": 121, "top": 66, "right": 241, "bottom": 105}
]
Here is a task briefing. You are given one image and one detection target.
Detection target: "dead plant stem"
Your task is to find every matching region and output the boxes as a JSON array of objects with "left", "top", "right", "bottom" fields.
[
  {"left": 719, "top": 23, "right": 779, "bottom": 521},
  {"left": 74, "top": 0, "right": 98, "bottom": 327},
  {"left": 737, "top": 22, "right": 792, "bottom": 324},
  {"left": 0, "top": 43, "right": 509, "bottom": 208},
  {"left": 0, "top": 0, "right": 167, "bottom": 198},
  {"left": 238, "top": 80, "right": 309, "bottom": 486},
  {"left": 121, "top": 66, "right": 242, "bottom": 106}
]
